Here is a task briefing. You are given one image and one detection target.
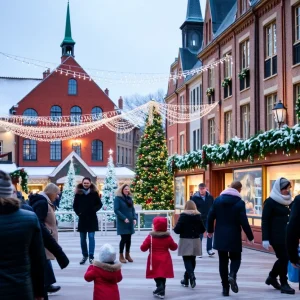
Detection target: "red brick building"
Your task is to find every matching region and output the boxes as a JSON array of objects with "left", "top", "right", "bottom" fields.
[{"left": 166, "top": 0, "right": 300, "bottom": 250}]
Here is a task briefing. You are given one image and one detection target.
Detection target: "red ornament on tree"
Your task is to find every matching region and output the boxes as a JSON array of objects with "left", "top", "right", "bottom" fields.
[{"left": 146, "top": 198, "right": 153, "bottom": 204}]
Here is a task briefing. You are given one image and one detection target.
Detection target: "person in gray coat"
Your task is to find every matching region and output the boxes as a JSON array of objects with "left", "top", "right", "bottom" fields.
[{"left": 114, "top": 184, "right": 137, "bottom": 263}]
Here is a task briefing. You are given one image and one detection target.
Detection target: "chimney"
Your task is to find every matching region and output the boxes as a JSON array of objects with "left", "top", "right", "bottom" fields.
[
  {"left": 118, "top": 96, "right": 123, "bottom": 110},
  {"left": 43, "top": 68, "right": 50, "bottom": 79},
  {"left": 104, "top": 88, "right": 109, "bottom": 96}
]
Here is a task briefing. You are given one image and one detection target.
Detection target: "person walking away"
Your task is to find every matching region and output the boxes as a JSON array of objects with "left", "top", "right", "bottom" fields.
[
  {"left": 174, "top": 200, "right": 206, "bottom": 288},
  {"left": 207, "top": 181, "right": 254, "bottom": 297},
  {"left": 84, "top": 244, "right": 122, "bottom": 300},
  {"left": 191, "top": 183, "right": 215, "bottom": 257},
  {"left": 0, "top": 170, "right": 45, "bottom": 300},
  {"left": 73, "top": 177, "right": 102, "bottom": 265},
  {"left": 140, "top": 217, "right": 178, "bottom": 299},
  {"left": 114, "top": 184, "right": 137, "bottom": 263},
  {"left": 262, "top": 177, "right": 295, "bottom": 294}
]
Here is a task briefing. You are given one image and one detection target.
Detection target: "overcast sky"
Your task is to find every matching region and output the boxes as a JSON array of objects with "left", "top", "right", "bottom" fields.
[{"left": 0, "top": 0, "right": 206, "bottom": 103}]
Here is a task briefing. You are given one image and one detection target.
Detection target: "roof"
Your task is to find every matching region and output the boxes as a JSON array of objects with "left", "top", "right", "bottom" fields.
[
  {"left": 0, "top": 163, "right": 18, "bottom": 173},
  {"left": 179, "top": 48, "right": 199, "bottom": 71},
  {"left": 60, "top": 1, "right": 75, "bottom": 47},
  {"left": 209, "top": 0, "right": 236, "bottom": 33},
  {"left": 0, "top": 77, "right": 42, "bottom": 115},
  {"left": 186, "top": 0, "right": 203, "bottom": 22},
  {"left": 90, "top": 167, "right": 135, "bottom": 179},
  {"left": 185, "top": 60, "right": 202, "bottom": 82}
]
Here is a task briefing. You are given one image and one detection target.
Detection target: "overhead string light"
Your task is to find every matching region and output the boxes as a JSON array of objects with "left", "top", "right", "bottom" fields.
[
  {"left": 0, "top": 51, "right": 232, "bottom": 85},
  {"left": 0, "top": 101, "right": 219, "bottom": 142}
]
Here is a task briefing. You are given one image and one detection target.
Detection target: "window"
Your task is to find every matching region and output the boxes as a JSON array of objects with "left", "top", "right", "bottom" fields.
[
  {"left": 225, "top": 111, "right": 232, "bottom": 142},
  {"left": 241, "top": 105, "right": 250, "bottom": 139},
  {"left": 191, "top": 33, "right": 199, "bottom": 47},
  {"left": 0, "top": 140, "right": 3, "bottom": 154},
  {"left": 295, "top": 84, "right": 300, "bottom": 124},
  {"left": 265, "top": 22, "right": 277, "bottom": 78},
  {"left": 180, "top": 95, "right": 184, "bottom": 113},
  {"left": 192, "top": 129, "right": 201, "bottom": 151},
  {"left": 92, "top": 140, "right": 103, "bottom": 161},
  {"left": 23, "top": 108, "right": 38, "bottom": 125},
  {"left": 266, "top": 94, "right": 277, "bottom": 130},
  {"left": 50, "top": 106, "right": 62, "bottom": 122},
  {"left": 208, "top": 68, "right": 215, "bottom": 104},
  {"left": 121, "top": 147, "right": 124, "bottom": 164},
  {"left": 72, "top": 144, "right": 81, "bottom": 157},
  {"left": 50, "top": 141, "right": 61, "bottom": 160},
  {"left": 294, "top": 5, "right": 300, "bottom": 64},
  {"left": 125, "top": 148, "right": 128, "bottom": 164},
  {"left": 224, "top": 53, "right": 232, "bottom": 98},
  {"left": 91, "top": 107, "right": 103, "bottom": 121},
  {"left": 23, "top": 139, "right": 37, "bottom": 160},
  {"left": 117, "top": 146, "right": 120, "bottom": 163},
  {"left": 168, "top": 139, "right": 174, "bottom": 155},
  {"left": 129, "top": 149, "right": 132, "bottom": 164},
  {"left": 68, "top": 78, "right": 77, "bottom": 95},
  {"left": 240, "top": 40, "right": 250, "bottom": 90},
  {"left": 180, "top": 134, "right": 185, "bottom": 155},
  {"left": 208, "top": 119, "right": 215, "bottom": 145},
  {"left": 241, "top": 0, "right": 247, "bottom": 14},
  {"left": 70, "top": 106, "right": 82, "bottom": 125}
]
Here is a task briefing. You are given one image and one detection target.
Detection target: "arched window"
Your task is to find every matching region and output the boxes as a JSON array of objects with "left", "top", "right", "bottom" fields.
[
  {"left": 91, "top": 106, "right": 103, "bottom": 121},
  {"left": 23, "top": 108, "right": 38, "bottom": 125},
  {"left": 50, "top": 141, "right": 62, "bottom": 160},
  {"left": 191, "top": 33, "right": 199, "bottom": 47},
  {"left": 92, "top": 140, "right": 103, "bottom": 161},
  {"left": 23, "top": 139, "right": 37, "bottom": 160},
  {"left": 68, "top": 78, "right": 77, "bottom": 95},
  {"left": 50, "top": 105, "right": 62, "bottom": 122},
  {"left": 70, "top": 106, "right": 82, "bottom": 125}
]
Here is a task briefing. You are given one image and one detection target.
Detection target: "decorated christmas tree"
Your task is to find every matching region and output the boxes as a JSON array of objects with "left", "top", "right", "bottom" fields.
[
  {"left": 131, "top": 105, "right": 174, "bottom": 210},
  {"left": 101, "top": 149, "right": 118, "bottom": 221},
  {"left": 57, "top": 160, "right": 76, "bottom": 223}
]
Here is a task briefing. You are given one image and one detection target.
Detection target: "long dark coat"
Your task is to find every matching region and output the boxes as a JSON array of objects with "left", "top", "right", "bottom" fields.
[
  {"left": 262, "top": 197, "right": 291, "bottom": 246},
  {"left": 207, "top": 193, "right": 254, "bottom": 252},
  {"left": 0, "top": 197, "right": 45, "bottom": 300},
  {"left": 114, "top": 187, "right": 137, "bottom": 235},
  {"left": 73, "top": 183, "right": 102, "bottom": 232},
  {"left": 191, "top": 191, "right": 214, "bottom": 226}
]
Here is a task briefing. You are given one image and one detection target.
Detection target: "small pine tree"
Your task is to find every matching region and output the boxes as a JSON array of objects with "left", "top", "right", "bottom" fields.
[
  {"left": 57, "top": 160, "right": 76, "bottom": 223},
  {"left": 131, "top": 106, "right": 174, "bottom": 210},
  {"left": 101, "top": 150, "right": 118, "bottom": 221}
]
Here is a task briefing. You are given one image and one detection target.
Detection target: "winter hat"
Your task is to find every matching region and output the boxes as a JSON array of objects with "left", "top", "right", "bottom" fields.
[
  {"left": 280, "top": 178, "right": 291, "bottom": 190},
  {"left": 153, "top": 217, "right": 168, "bottom": 232},
  {"left": 98, "top": 244, "right": 116, "bottom": 263},
  {"left": 0, "top": 171, "right": 13, "bottom": 198}
]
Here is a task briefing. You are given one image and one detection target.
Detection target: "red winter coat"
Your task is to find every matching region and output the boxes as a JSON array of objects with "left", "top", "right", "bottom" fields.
[
  {"left": 140, "top": 231, "right": 178, "bottom": 279},
  {"left": 84, "top": 261, "right": 122, "bottom": 300}
]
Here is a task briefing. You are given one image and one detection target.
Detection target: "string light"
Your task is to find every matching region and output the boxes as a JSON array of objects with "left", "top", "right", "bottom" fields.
[{"left": 0, "top": 101, "right": 219, "bottom": 142}]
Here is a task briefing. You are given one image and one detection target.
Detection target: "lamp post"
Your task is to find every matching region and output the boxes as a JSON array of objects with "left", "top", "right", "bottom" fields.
[{"left": 272, "top": 100, "right": 287, "bottom": 129}]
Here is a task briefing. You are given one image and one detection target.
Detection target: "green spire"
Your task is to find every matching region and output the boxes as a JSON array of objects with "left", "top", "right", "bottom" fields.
[{"left": 60, "top": 1, "right": 75, "bottom": 47}]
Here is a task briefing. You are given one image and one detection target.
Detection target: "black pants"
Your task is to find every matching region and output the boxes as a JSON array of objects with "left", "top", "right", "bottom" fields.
[
  {"left": 154, "top": 278, "right": 166, "bottom": 288},
  {"left": 119, "top": 234, "right": 132, "bottom": 253},
  {"left": 218, "top": 251, "right": 241, "bottom": 287},
  {"left": 182, "top": 256, "right": 196, "bottom": 275},
  {"left": 43, "top": 259, "right": 56, "bottom": 300},
  {"left": 269, "top": 244, "right": 289, "bottom": 284}
]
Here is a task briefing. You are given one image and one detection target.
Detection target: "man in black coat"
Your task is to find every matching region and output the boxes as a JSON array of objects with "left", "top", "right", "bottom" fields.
[
  {"left": 191, "top": 183, "right": 215, "bottom": 256},
  {"left": 73, "top": 177, "right": 102, "bottom": 264},
  {"left": 207, "top": 181, "right": 254, "bottom": 297}
]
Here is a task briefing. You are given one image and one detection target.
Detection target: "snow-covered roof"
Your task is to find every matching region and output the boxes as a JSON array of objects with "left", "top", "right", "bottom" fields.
[
  {"left": 22, "top": 167, "right": 56, "bottom": 177},
  {"left": 90, "top": 167, "right": 135, "bottom": 178},
  {"left": 0, "top": 77, "right": 42, "bottom": 116},
  {"left": 0, "top": 163, "right": 18, "bottom": 173}
]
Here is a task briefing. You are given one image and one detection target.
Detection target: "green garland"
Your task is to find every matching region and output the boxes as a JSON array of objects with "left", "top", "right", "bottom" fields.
[
  {"left": 206, "top": 87, "right": 214, "bottom": 97},
  {"left": 9, "top": 169, "right": 29, "bottom": 194},
  {"left": 221, "top": 77, "right": 232, "bottom": 88},
  {"left": 238, "top": 68, "right": 249, "bottom": 80},
  {"left": 167, "top": 125, "right": 300, "bottom": 173},
  {"left": 296, "top": 95, "right": 300, "bottom": 122}
]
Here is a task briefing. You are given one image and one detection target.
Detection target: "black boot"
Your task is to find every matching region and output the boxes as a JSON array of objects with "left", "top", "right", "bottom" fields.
[
  {"left": 154, "top": 284, "right": 165, "bottom": 299},
  {"left": 265, "top": 276, "right": 281, "bottom": 290},
  {"left": 47, "top": 285, "right": 61, "bottom": 294},
  {"left": 189, "top": 272, "right": 196, "bottom": 289},
  {"left": 180, "top": 272, "right": 189, "bottom": 287},
  {"left": 79, "top": 256, "right": 88, "bottom": 265},
  {"left": 281, "top": 283, "right": 295, "bottom": 294},
  {"left": 222, "top": 286, "right": 230, "bottom": 296},
  {"left": 228, "top": 275, "right": 239, "bottom": 293}
]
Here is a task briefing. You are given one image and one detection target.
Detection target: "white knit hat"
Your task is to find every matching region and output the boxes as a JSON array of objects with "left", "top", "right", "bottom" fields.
[{"left": 98, "top": 244, "right": 116, "bottom": 263}]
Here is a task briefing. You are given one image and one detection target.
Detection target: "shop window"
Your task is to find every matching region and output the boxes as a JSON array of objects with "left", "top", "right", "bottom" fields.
[
  {"left": 266, "top": 93, "right": 277, "bottom": 130},
  {"left": 264, "top": 22, "right": 277, "bottom": 78},
  {"left": 175, "top": 177, "right": 185, "bottom": 208},
  {"left": 187, "top": 174, "right": 204, "bottom": 200}
]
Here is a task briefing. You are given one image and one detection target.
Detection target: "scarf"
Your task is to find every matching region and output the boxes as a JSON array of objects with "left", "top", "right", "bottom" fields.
[
  {"left": 82, "top": 188, "right": 90, "bottom": 195},
  {"left": 122, "top": 194, "right": 133, "bottom": 207},
  {"left": 220, "top": 187, "right": 242, "bottom": 198},
  {"left": 270, "top": 178, "right": 292, "bottom": 206}
]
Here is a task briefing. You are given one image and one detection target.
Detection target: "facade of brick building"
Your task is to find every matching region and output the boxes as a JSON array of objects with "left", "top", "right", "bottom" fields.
[{"left": 166, "top": 0, "right": 300, "bottom": 250}]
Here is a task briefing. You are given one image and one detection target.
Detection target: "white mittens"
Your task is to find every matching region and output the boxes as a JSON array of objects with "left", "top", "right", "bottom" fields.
[{"left": 262, "top": 240, "right": 270, "bottom": 250}]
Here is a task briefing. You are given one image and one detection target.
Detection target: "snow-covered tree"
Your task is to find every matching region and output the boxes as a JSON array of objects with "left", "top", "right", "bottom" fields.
[
  {"left": 57, "top": 160, "right": 76, "bottom": 223},
  {"left": 101, "top": 150, "right": 118, "bottom": 221}
]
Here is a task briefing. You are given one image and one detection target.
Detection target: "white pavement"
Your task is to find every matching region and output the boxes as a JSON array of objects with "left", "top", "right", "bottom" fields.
[{"left": 51, "top": 232, "right": 299, "bottom": 300}]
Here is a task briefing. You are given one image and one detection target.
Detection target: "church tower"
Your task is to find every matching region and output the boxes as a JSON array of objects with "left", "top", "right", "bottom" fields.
[{"left": 180, "top": 0, "right": 204, "bottom": 53}]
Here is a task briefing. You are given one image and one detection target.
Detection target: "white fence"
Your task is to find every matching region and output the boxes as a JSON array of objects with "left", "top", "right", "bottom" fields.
[{"left": 55, "top": 210, "right": 174, "bottom": 235}]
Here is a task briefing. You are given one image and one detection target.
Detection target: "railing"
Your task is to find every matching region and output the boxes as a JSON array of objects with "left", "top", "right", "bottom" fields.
[
  {"left": 0, "top": 152, "right": 13, "bottom": 164},
  {"left": 55, "top": 210, "right": 174, "bottom": 236}
]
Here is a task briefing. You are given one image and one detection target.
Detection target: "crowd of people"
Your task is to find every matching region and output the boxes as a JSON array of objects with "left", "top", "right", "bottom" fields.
[{"left": 0, "top": 170, "right": 299, "bottom": 300}]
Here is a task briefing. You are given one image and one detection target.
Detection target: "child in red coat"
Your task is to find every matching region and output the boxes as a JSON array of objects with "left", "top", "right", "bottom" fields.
[
  {"left": 84, "top": 244, "right": 122, "bottom": 300},
  {"left": 140, "top": 216, "right": 178, "bottom": 299}
]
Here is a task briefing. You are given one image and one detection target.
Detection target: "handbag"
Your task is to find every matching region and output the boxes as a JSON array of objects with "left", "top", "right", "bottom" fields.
[{"left": 288, "top": 247, "right": 300, "bottom": 283}]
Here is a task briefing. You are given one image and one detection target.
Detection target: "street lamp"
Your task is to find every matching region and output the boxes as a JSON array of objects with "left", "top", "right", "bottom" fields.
[{"left": 272, "top": 100, "right": 287, "bottom": 129}]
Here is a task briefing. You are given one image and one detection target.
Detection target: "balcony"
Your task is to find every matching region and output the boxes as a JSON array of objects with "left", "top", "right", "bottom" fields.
[{"left": 0, "top": 152, "right": 13, "bottom": 164}]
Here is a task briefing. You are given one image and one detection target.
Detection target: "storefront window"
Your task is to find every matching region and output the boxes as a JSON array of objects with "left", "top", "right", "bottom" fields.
[
  {"left": 187, "top": 174, "right": 204, "bottom": 199},
  {"left": 267, "top": 164, "right": 300, "bottom": 199},
  {"left": 175, "top": 177, "right": 185, "bottom": 208},
  {"left": 225, "top": 173, "right": 233, "bottom": 189}
]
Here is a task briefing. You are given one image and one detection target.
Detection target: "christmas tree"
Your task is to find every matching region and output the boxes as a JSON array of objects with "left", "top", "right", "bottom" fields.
[
  {"left": 101, "top": 149, "right": 118, "bottom": 221},
  {"left": 57, "top": 159, "right": 76, "bottom": 223},
  {"left": 131, "top": 105, "right": 174, "bottom": 210}
]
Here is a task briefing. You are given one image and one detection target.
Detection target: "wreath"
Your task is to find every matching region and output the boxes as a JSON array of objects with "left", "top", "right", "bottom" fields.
[
  {"left": 206, "top": 87, "right": 214, "bottom": 97},
  {"left": 9, "top": 169, "right": 29, "bottom": 194},
  {"left": 238, "top": 68, "right": 249, "bottom": 80},
  {"left": 222, "top": 77, "right": 232, "bottom": 88}
]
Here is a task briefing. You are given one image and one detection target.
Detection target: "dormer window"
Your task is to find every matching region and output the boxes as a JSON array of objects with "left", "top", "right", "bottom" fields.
[
  {"left": 191, "top": 33, "right": 199, "bottom": 47},
  {"left": 241, "top": 0, "right": 247, "bottom": 15}
]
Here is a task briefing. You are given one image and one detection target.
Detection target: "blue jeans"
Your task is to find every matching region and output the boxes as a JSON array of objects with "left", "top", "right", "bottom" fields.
[
  {"left": 200, "top": 233, "right": 213, "bottom": 252},
  {"left": 80, "top": 232, "right": 95, "bottom": 258}
]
